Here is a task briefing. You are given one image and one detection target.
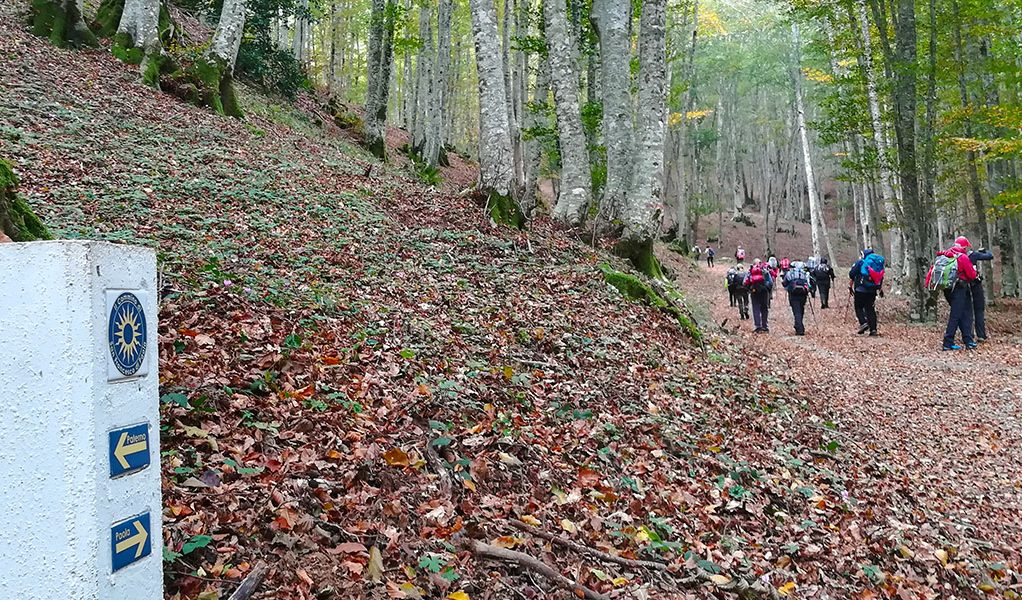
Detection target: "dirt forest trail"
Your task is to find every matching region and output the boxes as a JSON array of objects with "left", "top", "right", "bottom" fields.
[{"left": 676, "top": 253, "right": 1022, "bottom": 579}]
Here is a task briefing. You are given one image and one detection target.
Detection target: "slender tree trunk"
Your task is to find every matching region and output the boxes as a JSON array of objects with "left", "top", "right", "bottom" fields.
[
  {"left": 423, "top": 0, "right": 453, "bottom": 167},
  {"left": 523, "top": 55, "right": 551, "bottom": 214},
  {"left": 413, "top": 3, "right": 434, "bottom": 154},
  {"left": 469, "top": 0, "right": 517, "bottom": 204},
  {"left": 544, "top": 0, "right": 592, "bottom": 225},
  {"left": 617, "top": 0, "right": 667, "bottom": 276},
  {"left": 592, "top": 0, "right": 632, "bottom": 221},
  {"left": 855, "top": 0, "right": 903, "bottom": 269},
  {"left": 793, "top": 25, "right": 821, "bottom": 259},
  {"left": 365, "top": 0, "right": 395, "bottom": 159}
]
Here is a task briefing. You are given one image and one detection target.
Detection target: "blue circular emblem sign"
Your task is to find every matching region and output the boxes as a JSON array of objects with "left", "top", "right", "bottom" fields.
[{"left": 108, "top": 293, "right": 148, "bottom": 377}]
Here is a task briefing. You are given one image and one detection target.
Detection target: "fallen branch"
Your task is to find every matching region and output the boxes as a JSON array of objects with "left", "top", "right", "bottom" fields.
[
  {"left": 227, "top": 561, "right": 268, "bottom": 600},
  {"left": 424, "top": 439, "right": 454, "bottom": 499},
  {"left": 510, "top": 519, "right": 668, "bottom": 571},
  {"left": 461, "top": 538, "right": 609, "bottom": 600}
]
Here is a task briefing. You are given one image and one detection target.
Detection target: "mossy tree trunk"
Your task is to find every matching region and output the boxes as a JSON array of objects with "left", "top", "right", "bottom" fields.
[
  {"left": 98, "top": 0, "right": 164, "bottom": 87},
  {"left": 31, "top": 0, "right": 98, "bottom": 48},
  {"left": 0, "top": 160, "right": 52, "bottom": 243}
]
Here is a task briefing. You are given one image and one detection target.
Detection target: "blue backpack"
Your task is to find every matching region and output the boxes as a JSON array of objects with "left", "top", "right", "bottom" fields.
[{"left": 859, "top": 253, "right": 885, "bottom": 289}]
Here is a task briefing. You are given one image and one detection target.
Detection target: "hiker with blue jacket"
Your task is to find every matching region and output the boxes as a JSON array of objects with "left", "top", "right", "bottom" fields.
[
  {"left": 968, "top": 244, "right": 994, "bottom": 342},
  {"left": 782, "top": 261, "right": 812, "bottom": 336},
  {"left": 848, "top": 248, "right": 885, "bottom": 336},
  {"left": 744, "top": 261, "right": 773, "bottom": 333}
]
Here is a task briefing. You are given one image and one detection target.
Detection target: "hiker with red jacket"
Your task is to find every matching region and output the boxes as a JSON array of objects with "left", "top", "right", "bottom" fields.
[
  {"left": 936, "top": 237, "right": 979, "bottom": 350},
  {"left": 744, "top": 259, "right": 774, "bottom": 333},
  {"left": 848, "top": 248, "right": 885, "bottom": 336},
  {"left": 779, "top": 256, "right": 791, "bottom": 277}
]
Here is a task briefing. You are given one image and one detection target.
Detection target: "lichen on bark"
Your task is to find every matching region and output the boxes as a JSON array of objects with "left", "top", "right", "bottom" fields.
[{"left": 31, "top": 0, "right": 98, "bottom": 48}]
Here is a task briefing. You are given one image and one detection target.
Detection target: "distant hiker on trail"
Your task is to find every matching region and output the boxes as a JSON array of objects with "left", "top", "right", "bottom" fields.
[
  {"left": 926, "top": 237, "right": 978, "bottom": 350},
  {"left": 849, "top": 248, "right": 885, "bottom": 336},
  {"left": 735, "top": 245, "right": 746, "bottom": 263},
  {"left": 782, "top": 261, "right": 811, "bottom": 336},
  {"left": 727, "top": 265, "right": 749, "bottom": 320},
  {"left": 744, "top": 260, "right": 773, "bottom": 333},
  {"left": 813, "top": 258, "right": 836, "bottom": 308},
  {"left": 706, "top": 246, "right": 716, "bottom": 268},
  {"left": 968, "top": 245, "right": 994, "bottom": 342},
  {"left": 726, "top": 267, "right": 738, "bottom": 307},
  {"left": 692, "top": 244, "right": 702, "bottom": 258},
  {"left": 779, "top": 256, "right": 791, "bottom": 276}
]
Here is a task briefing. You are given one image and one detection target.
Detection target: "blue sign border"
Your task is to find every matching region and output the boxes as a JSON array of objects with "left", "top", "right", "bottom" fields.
[
  {"left": 108, "top": 292, "right": 148, "bottom": 377},
  {"left": 108, "top": 423, "right": 151, "bottom": 478}
]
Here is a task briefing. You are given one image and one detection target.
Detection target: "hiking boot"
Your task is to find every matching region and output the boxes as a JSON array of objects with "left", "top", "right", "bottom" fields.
[
  {"left": 857, "top": 323, "right": 870, "bottom": 335},
  {"left": 965, "top": 342, "right": 978, "bottom": 350},
  {"left": 942, "top": 344, "right": 962, "bottom": 351},
  {"left": 977, "top": 337, "right": 988, "bottom": 343},
  {"left": 795, "top": 331, "right": 805, "bottom": 336},
  {"left": 868, "top": 331, "right": 879, "bottom": 337}
]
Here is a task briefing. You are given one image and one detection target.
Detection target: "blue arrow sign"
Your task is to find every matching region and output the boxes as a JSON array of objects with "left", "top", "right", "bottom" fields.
[
  {"left": 108, "top": 423, "right": 150, "bottom": 478},
  {"left": 111, "top": 512, "right": 152, "bottom": 572}
]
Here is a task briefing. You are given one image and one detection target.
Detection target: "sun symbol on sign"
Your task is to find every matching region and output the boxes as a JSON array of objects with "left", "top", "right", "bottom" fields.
[{"left": 114, "top": 308, "right": 142, "bottom": 362}]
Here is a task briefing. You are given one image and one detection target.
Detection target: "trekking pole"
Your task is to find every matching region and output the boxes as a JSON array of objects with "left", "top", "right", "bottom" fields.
[{"left": 808, "top": 296, "right": 818, "bottom": 326}]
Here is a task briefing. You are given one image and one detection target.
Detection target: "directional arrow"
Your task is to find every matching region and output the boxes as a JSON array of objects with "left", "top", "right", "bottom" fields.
[
  {"left": 115, "top": 520, "right": 149, "bottom": 559},
  {"left": 114, "top": 431, "right": 147, "bottom": 470}
]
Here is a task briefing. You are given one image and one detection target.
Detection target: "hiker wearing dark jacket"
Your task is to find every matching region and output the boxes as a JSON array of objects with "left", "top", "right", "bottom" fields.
[
  {"left": 849, "top": 248, "right": 883, "bottom": 336},
  {"left": 814, "top": 258, "right": 836, "bottom": 308},
  {"left": 731, "top": 265, "right": 750, "bottom": 320},
  {"left": 744, "top": 263, "right": 773, "bottom": 333},
  {"left": 968, "top": 245, "right": 994, "bottom": 342},
  {"left": 938, "top": 238, "right": 979, "bottom": 350},
  {"left": 782, "top": 261, "right": 811, "bottom": 336}
]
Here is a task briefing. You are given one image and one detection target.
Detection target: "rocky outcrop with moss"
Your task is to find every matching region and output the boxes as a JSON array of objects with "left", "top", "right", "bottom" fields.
[
  {"left": 0, "top": 160, "right": 52, "bottom": 242},
  {"left": 598, "top": 262, "right": 701, "bottom": 342}
]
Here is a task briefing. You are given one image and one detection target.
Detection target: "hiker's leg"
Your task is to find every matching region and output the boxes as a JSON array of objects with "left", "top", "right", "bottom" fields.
[
  {"left": 790, "top": 295, "right": 805, "bottom": 334},
  {"left": 972, "top": 281, "right": 987, "bottom": 339},
  {"left": 854, "top": 292, "right": 867, "bottom": 326},
  {"left": 961, "top": 286, "right": 975, "bottom": 344},
  {"left": 820, "top": 285, "right": 830, "bottom": 308},
  {"left": 866, "top": 291, "right": 878, "bottom": 332},
  {"left": 751, "top": 296, "right": 762, "bottom": 329},
  {"left": 943, "top": 287, "right": 964, "bottom": 346}
]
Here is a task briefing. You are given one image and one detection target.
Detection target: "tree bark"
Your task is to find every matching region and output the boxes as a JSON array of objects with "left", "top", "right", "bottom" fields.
[
  {"left": 617, "top": 0, "right": 667, "bottom": 276},
  {"left": 423, "top": 0, "right": 453, "bottom": 168},
  {"left": 792, "top": 24, "right": 822, "bottom": 260},
  {"left": 469, "top": 0, "right": 517, "bottom": 208},
  {"left": 523, "top": 55, "right": 551, "bottom": 214},
  {"left": 544, "top": 0, "right": 593, "bottom": 226},
  {"left": 592, "top": 0, "right": 632, "bottom": 221},
  {"left": 30, "top": 0, "right": 97, "bottom": 48},
  {"left": 365, "top": 0, "right": 395, "bottom": 159}
]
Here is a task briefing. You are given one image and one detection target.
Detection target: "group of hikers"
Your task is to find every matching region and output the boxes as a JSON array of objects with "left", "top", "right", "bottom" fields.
[
  {"left": 719, "top": 237, "right": 992, "bottom": 349},
  {"left": 724, "top": 247, "right": 839, "bottom": 336}
]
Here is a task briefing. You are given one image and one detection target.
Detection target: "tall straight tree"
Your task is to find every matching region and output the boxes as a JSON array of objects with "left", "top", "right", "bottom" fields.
[
  {"left": 792, "top": 23, "right": 823, "bottom": 260},
  {"left": 469, "top": 0, "right": 517, "bottom": 212},
  {"left": 544, "top": 0, "right": 593, "bottom": 226},
  {"left": 204, "top": 0, "right": 248, "bottom": 117},
  {"left": 592, "top": 0, "right": 633, "bottom": 221},
  {"left": 422, "top": 0, "right": 454, "bottom": 168},
  {"left": 618, "top": 0, "right": 667, "bottom": 276},
  {"left": 366, "top": 0, "right": 396, "bottom": 159}
]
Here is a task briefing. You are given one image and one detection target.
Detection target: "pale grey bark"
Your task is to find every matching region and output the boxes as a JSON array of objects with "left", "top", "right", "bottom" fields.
[
  {"left": 592, "top": 0, "right": 632, "bottom": 221},
  {"left": 544, "top": 0, "right": 592, "bottom": 225},
  {"left": 856, "top": 0, "right": 903, "bottom": 266},
  {"left": 211, "top": 0, "right": 247, "bottom": 69},
  {"left": 117, "top": 0, "right": 161, "bottom": 55},
  {"left": 423, "top": 0, "right": 453, "bottom": 167},
  {"left": 412, "top": 4, "right": 434, "bottom": 153},
  {"left": 293, "top": 0, "right": 310, "bottom": 63},
  {"left": 522, "top": 55, "right": 551, "bottom": 214},
  {"left": 469, "top": 0, "right": 516, "bottom": 197},
  {"left": 792, "top": 24, "right": 822, "bottom": 260},
  {"left": 621, "top": 0, "right": 667, "bottom": 246},
  {"left": 365, "top": 0, "right": 395, "bottom": 158}
]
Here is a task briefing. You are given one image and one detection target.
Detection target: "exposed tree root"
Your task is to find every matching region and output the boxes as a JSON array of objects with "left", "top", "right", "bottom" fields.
[{"left": 461, "top": 538, "right": 609, "bottom": 600}]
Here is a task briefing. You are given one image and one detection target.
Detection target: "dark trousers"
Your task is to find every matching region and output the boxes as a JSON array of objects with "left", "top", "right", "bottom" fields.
[
  {"left": 943, "top": 285, "right": 974, "bottom": 346},
  {"left": 707, "top": 256, "right": 714, "bottom": 268},
  {"left": 728, "top": 287, "right": 736, "bottom": 307},
  {"left": 789, "top": 293, "right": 807, "bottom": 334},
  {"left": 971, "top": 280, "right": 986, "bottom": 339},
  {"left": 818, "top": 284, "right": 831, "bottom": 308},
  {"left": 735, "top": 290, "right": 749, "bottom": 319},
  {"left": 854, "top": 290, "right": 878, "bottom": 333},
  {"left": 751, "top": 290, "right": 770, "bottom": 330}
]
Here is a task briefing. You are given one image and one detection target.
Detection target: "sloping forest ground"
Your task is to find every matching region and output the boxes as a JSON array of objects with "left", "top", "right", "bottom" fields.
[{"left": 2, "top": 2, "right": 1020, "bottom": 598}]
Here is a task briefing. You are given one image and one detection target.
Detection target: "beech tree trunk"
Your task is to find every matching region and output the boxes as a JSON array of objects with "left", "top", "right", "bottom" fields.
[
  {"left": 30, "top": 0, "right": 97, "bottom": 48},
  {"left": 544, "top": 0, "right": 592, "bottom": 226},
  {"left": 422, "top": 0, "right": 453, "bottom": 168},
  {"left": 592, "top": 0, "right": 632, "bottom": 221},
  {"left": 523, "top": 55, "right": 551, "bottom": 215},
  {"left": 469, "top": 0, "right": 517, "bottom": 206},
  {"left": 115, "top": 0, "right": 162, "bottom": 85},
  {"left": 366, "top": 0, "right": 396, "bottom": 159},
  {"left": 617, "top": 0, "right": 667, "bottom": 276}
]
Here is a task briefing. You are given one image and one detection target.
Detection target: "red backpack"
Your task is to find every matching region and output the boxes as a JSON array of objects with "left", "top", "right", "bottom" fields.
[{"left": 745, "top": 265, "right": 766, "bottom": 290}]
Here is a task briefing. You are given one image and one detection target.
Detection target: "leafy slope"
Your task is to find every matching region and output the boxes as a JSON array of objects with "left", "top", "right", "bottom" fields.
[{"left": 1, "top": 4, "right": 1018, "bottom": 599}]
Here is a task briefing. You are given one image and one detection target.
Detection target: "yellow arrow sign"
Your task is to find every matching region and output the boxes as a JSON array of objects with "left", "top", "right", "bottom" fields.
[
  {"left": 115, "top": 520, "right": 149, "bottom": 559},
  {"left": 114, "top": 431, "right": 148, "bottom": 469}
]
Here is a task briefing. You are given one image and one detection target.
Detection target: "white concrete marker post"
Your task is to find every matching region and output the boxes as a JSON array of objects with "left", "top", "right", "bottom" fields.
[{"left": 0, "top": 241, "right": 163, "bottom": 600}]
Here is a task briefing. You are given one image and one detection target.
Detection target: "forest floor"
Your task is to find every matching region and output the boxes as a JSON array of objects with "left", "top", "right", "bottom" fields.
[{"left": 2, "top": 1, "right": 1021, "bottom": 598}]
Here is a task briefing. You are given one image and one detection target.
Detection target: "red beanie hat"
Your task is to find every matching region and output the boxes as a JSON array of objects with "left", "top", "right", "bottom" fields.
[{"left": 955, "top": 236, "right": 971, "bottom": 248}]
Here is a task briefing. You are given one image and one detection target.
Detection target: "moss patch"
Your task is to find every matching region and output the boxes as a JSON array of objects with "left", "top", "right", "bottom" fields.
[
  {"left": 111, "top": 32, "right": 144, "bottom": 65},
  {"left": 614, "top": 236, "right": 665, "bottom": 279},
  {"left": 0, "top": 159, "right": 52, "bottom": 242},
  {"left": 93, "top": 0, "right": 124, "bottom": 37},
  {"left": 598, "top": 262, "right": 701, "bottom": 342},
  {"left": 486, "top": 191, "right": 525, "bottom": 229},
  {"left": 164, "top": 54, "right": 243, "bottom": 118},
  {"left": 31, "top": 0, "right": 98, "bottom": 48}
]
